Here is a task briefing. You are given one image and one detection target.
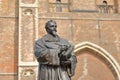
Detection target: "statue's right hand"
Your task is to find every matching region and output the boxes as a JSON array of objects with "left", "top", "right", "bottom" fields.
[{"left": 60, "top": 45, "right": 68, "bottom": 51}]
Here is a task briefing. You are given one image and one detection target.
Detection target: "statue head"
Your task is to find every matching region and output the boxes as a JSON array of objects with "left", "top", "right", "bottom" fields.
[{"left": 45, "top": 20, "right": 57, "bottom": 37}]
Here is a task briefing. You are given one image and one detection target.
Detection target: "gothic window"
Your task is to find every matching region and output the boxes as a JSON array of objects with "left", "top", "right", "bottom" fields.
[
  {"left": 102, "top": 0, "right": 108, "bottom": 13},
  {"left": 56, "top": 0, "right": 61, "bottom": 2},
  {"left": 56, "top": 0, "right": 62, "bottom": 12},
  {"left": 103, "top": 0, "right": 107, "bottom": 5},
  {"left": 49, "top": 0, "right": 70, "bottom": 12},
  {"left": 97, "top": 0, "right": 114, "bottom": 13}
]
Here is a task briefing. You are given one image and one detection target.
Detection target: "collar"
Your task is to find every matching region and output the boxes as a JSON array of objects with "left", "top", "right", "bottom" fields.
[{"left": 43, "top": 34, "right": 60, "bottom": 42}]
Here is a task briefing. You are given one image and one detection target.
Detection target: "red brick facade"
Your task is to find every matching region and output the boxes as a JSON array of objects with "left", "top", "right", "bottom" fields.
[{"left": 0, "top": 0, "right": 120, "bottom": 80}]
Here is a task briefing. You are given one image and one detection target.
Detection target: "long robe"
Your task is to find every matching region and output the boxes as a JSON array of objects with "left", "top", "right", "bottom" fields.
[{"left": 34, "top": 34, "right": 77, "bottom": 80}]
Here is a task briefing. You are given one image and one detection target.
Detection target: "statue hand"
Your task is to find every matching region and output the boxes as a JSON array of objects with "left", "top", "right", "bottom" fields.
[
  {"left": 61, "top": 60, "right": 71, "bottom": 65},
  {"left": 58, "top": 45, "right": 71, "bottom": 57},
  {"left": 60, "top": 45, "right": 71, "bottom": 52}
]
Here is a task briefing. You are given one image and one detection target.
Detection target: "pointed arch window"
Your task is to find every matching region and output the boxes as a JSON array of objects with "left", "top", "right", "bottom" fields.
[
  {"left": 97, "top": 0, "right": 114, "bottom": 13},
  {"left": 56, "top": 0, "right": 61, "bottom": 2},
  {"left": 56, "top": 0, "right": 62, "bottom": 12},
  {"left": 103, "top": 0, "right": 107, "bottom": 5},
  {"left": 48, "top": 0, "right": 70, "bottom": 12},
  {"left": 102, "top": 0, "right": 108, "bottom": 13}
]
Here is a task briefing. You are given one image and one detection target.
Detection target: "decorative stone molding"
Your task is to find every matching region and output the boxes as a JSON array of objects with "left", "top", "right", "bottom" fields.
[
  {"left": 97, "top": 5, "right": 114, "bottom": 13},
  {"left": 0, "top": 0, "right": 2, "bottom": 10},
  {"left": 0, "top": 73, "right": 17, "bottom": 75},
  {"left": 18, "top": 0, "right": 38, "bottom": 80},
  {"left": 49, "top": 2, "right": 70, "bottom": 12},
  {"left": 22, "top": 69, "right": 35, "bottom": 77},
  {"left": 74, "top": 41, "right": 120, "bottom": 80},
  {"left": 23, "top": 9, "right": 33, "bottom": 15}
]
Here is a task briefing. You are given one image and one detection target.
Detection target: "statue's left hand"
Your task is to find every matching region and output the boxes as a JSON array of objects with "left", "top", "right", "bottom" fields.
[
  {"left": 60, "top": 45, "right": 68, "bottom": 51},
  {"left": 61, "top": 60, "right": 71, "bottom": 65}
]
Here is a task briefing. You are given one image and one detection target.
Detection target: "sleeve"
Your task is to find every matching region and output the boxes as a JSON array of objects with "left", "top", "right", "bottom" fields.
[
  {"left": 34, "top": 40, "right": 60, "bottom": 66},
  {"left": 67, "top": 52, "right": 77, "bottom": 77}
]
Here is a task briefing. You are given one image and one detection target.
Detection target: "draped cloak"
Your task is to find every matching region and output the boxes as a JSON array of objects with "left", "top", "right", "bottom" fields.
[{"left": 34, "top": 34, "right": 77, "bottom": 80}]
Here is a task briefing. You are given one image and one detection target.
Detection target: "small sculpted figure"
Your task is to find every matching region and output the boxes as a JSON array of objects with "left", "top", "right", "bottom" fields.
[{"left": 34, "top": 20, "right": 77, "bottom": 80}]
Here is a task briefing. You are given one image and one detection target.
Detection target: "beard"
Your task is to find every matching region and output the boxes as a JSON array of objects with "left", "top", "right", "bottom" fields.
[
  {"left": 51, "top": 30, "right": 57, "bottom": 37},
  {"left": 47, "top": 29, "right": 57, "bottom": 37}
]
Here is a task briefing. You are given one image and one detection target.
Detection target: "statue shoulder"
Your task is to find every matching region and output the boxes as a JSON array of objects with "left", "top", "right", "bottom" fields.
[
  {"left": 60, "top": 38, "right": 70, "bottom": 45},
  {"left": 35, "top": 36, "right": 46, "bottom": 44}
]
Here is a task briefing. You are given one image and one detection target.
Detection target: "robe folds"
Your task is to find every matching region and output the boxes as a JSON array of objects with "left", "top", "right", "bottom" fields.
[{"left": 34, "top": 34, "right": 77, "bottom": 80}]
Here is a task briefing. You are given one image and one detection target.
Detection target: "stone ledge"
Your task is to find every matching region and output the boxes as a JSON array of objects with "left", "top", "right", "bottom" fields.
[
  {"left": 0, "top": 73, "right": 17, "bottom": 76},
  {"left": 0, "top": 16, "right": 18, "bottom": 18},
  {"left": 18, "top": 62, "right": 38, "bottom": 67},
  {"left": 38, "top": 13, "right": 120, "bottom": 21}
]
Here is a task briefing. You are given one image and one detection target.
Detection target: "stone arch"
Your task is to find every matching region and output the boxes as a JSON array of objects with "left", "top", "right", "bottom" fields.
[{"left": 74, "top": 41, "right": 120, "bottom": 80}]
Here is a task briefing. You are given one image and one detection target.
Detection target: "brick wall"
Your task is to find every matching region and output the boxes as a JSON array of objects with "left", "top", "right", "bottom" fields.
[
  {"left": 0, "top": 0, "right": 18, "bottom": 80},
  {"left": 0, "top": 0, "right": 120, "bottom": 80}
]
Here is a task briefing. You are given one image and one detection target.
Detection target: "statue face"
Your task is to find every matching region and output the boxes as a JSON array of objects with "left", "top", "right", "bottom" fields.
[{"left": 46, "top": 21, "right": 57, "bottom": 36}]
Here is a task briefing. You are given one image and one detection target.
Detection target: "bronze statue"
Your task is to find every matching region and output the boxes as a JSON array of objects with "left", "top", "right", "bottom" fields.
[{"left": 34, "top": 20, "right": 77, "bottom": 80}]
